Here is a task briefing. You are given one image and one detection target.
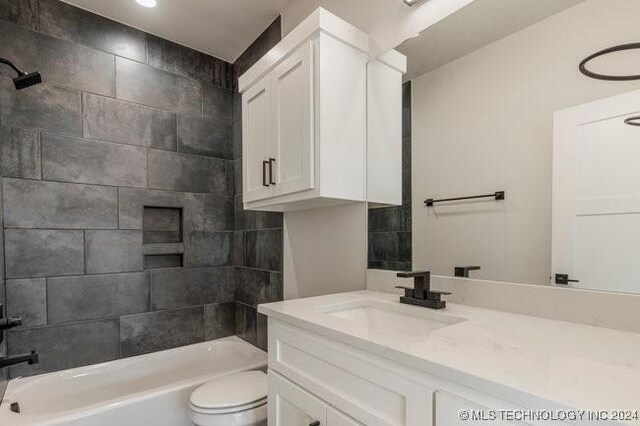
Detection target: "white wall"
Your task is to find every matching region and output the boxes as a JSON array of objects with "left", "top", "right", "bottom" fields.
[
  {"left": 412, "top": 0, "right": 640, "bottom": 285},
  {"left": 281, "top": 0, "right": 474, "bottom": 58},
  {"left": 283, "top": 203, "right": 367, "bottom": 299}
]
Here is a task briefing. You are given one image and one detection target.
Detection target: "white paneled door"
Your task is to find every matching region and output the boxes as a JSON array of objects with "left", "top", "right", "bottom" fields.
[
  {"left": 271, "top": 41, "right": 315, "bottom": 197},
  {"left": 242, "top": 75, "right": 274, "bottom": 203},
  {"left": 553, "top": 89, "right": 640, "bottom": 294}
]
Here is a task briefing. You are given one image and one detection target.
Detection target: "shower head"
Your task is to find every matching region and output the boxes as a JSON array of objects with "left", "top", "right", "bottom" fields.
[
  {"left": 0, "top": 57, "right": 42, "bottom": 90},
  {"left": 13, "top": 72, "right": 42, "bottom": 90}
]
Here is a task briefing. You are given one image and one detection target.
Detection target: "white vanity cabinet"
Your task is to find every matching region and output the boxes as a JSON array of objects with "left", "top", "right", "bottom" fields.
[{"left": 266, "top": 318, "right": 568, "bottom": 426}]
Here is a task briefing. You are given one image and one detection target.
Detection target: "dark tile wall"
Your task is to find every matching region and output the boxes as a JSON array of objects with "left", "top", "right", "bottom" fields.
[
  {"left": 368, "top": 82, "right": 412, "bottom": 272},
  {"left": 0, "top": 1, "right": 238, "bottom": 380},
  {"left": 232, "top": 17, "right": 283, "bottom": 351}
]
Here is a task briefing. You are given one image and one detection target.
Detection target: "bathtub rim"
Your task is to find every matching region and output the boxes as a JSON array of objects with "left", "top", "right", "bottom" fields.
[{"left": 0, "top": 336, "right": 267, "bottom": 426}]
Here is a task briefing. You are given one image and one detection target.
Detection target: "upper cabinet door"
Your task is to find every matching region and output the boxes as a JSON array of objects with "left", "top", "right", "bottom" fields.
[
  {"left": 243, "top": 76, "right": 274, "bottom": 203},
  {"left": 271, "top": 41, "right": 315, "bottom": 197}
]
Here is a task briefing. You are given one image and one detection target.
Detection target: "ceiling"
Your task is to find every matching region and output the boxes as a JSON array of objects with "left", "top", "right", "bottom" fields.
[
  {"left": 62, "top": 0, "right": 294, "bottom": 63},
  {"left": 398, "top": 0, "right": 585, "bottom": 80}
]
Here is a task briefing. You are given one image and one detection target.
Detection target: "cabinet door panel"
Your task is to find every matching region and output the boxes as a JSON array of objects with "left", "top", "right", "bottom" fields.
[
  {"left": 271, "top": 41, "right": 314, "bottom": 197},
  {"left": 328, "top": 407, "right": 363, "bottom": 426},
  {"left": 243, "top": 77, "right": 273, "bottom": 202},
  {"left": 269, "top": 370, "right": 327, "bottom": 426},
  {"left": 269, "top": 321, "right": 433, "bottom": 426}
]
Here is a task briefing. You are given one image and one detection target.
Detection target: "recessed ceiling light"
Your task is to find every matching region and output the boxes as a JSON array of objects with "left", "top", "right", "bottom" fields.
[{"left": 135, "top": 0, "right": 157, "bottom": 8}]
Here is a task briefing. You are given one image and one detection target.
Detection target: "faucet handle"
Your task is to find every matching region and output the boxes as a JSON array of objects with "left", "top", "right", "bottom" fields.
[
  {"left": 396, "top": 271, "right": 430, "bottom": 278},
  {"left": 395, "top": 285, "right": 415, "bottom": 298}
]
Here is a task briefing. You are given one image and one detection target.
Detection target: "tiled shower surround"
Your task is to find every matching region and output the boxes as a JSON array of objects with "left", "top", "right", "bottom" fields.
[
  {"left": 0, "top": 0, "right": 283, "bottom": 387},
  {"left": 368, "top": 82, "right": 412, "bottom": 271}
]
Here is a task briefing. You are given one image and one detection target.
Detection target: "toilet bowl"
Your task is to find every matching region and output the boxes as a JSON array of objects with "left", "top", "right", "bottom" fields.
[{"left": 189, "top": 370, "right": 268, "bottom": 426}]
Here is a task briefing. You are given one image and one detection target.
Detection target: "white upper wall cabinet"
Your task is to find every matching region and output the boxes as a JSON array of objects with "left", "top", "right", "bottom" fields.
[{"left": 239, "top": 8, "right": 405, "bottom": 211}]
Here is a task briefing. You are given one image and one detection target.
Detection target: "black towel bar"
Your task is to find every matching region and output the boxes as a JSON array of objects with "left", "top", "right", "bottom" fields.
[{"left": 425, "top": 191, "right": 505, "bottom": 207}]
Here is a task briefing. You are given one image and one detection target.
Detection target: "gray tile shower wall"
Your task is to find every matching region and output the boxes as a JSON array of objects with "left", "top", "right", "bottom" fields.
[
  {"left": 368, "top": 82, "right": 412, "bottom": 272},
  {"left": 0, "top": 0, "right": 252, "bottom": 380},
  {"left": 232, "top": 17, "right": 283, "bottom": 351}
]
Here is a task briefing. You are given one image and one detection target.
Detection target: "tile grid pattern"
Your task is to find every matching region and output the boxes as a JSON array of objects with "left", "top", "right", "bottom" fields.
[
  {"left": 0, "top": 0, "right": 283, "bottom": 380},
  {"left": 368, "top": 82, "right": 412, "bottom": 271},
  {"left": 231, "top": 18, "right": 284, "bottom": 351}
]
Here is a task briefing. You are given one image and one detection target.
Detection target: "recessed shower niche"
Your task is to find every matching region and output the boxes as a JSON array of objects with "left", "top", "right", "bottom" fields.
[{"left": 142, "top": 206, "right": 184, "bottom": 269}]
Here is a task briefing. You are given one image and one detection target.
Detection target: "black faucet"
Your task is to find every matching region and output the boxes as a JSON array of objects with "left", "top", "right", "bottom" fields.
[
  {"left": 395, "top": 271, "right": 451, "bottom": 309},
  {"left": 0, "top": 351, "right": 39, "bottom": 369},
  {"left": 0, "top": 316, "right": 23, "bottom": 331},
  {"left": 0, "top": 305, "right": 39, "bottom": 369}
]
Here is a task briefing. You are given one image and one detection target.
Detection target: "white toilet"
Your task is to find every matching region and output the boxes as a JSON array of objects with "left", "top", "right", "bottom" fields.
[{"left": 189, "top": 370, "right": 268, "bottom": 426}]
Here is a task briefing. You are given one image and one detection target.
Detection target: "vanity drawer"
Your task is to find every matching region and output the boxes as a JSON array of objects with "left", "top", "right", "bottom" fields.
[{"left": 268, "top": 320, "right": 433, "bottom": 426}]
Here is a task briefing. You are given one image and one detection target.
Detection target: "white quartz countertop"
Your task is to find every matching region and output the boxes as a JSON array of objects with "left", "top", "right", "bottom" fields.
[{"left": 258, "top": 290, "right": 640, "bottom": 423}]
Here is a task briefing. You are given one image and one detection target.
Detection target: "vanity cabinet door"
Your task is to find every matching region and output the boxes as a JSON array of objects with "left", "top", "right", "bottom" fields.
[
  {"left": 435, "top": 391, "right": 522, "bottom": 426},
  {"left": 270, "top": 41, "right": 315, "bottom": 197},
  {"left": 269, "top": 320, "right": 433, "bottom": 426},
  {"left": 242, "top": 75, "right": 274, "bottom": 203},
  {"left": 269, "top": 370, "right": 327, "bottom": 426},
  {"left": 328, "top": 407, "right": 363, "bottom": 426}
]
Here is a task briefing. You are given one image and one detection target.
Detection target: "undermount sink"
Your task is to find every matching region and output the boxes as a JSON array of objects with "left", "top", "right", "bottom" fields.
[{"left": 317, "top": 300, "right": 465, "bottom": 336}]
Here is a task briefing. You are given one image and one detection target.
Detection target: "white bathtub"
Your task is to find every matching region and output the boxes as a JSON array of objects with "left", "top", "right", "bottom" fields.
[{"left": 0, "top": 336, "right": 267, "bottom": 426}]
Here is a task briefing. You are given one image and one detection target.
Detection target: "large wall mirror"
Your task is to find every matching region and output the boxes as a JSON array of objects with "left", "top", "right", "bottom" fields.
[{"left": 369, "top": 0, "right": 640, "bottom": 295}]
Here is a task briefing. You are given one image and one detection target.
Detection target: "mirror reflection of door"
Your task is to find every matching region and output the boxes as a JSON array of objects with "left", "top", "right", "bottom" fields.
[
  {"left": 384, "top": 0, "right": 640, "bottom": 295},
  {"left": 553, "top": 89, "right": 640, "bottom": 294}
]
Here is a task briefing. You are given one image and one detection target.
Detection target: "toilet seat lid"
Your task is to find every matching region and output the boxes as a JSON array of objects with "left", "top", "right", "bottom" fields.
[{"left": 190, "top": 371, "right": 267, "bottom": 410}]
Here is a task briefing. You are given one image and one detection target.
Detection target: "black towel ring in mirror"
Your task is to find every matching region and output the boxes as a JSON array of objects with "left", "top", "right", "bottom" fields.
[
  {"left": 625, "top": 116, "right": 640, "bottom": 127},
  {"left": 579, "top": 42, "right": 640, "bottom": 81}
]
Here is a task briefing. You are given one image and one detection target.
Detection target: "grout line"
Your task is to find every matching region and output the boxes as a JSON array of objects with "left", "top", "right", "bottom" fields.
[
  {"left": 148, "top": 270, "right": 153, "bottom": 312},
  {"left": 44, "top": 277, "right": 49, "bottom": 326},
  {"left": 2, "top": 174, "right": 231, "bottom": 197},
  {"left": 38, "top": 131, "right": 43, "bottom": 180},
  {"left": 4, "top": 124, "right": 233, "bottom": 160},
  {"left": 235, "top": 265, "right": 282, "bottom": 274},
  {"left": 116, "top": 187, "right": 120, "bottom": 229},
  {"left": 145, "top": 150, "right": 149, "bottom": 189},
  {"left": 113, "top": 55, "right": 117, "bottom": 98},
  {"left": 34, "top": 0, "right": 41, "bottom": 32},
  {"left": 82, "top": 230, "right": 86, "bottom": 275},
  {"left": 117, "top": 316, "right": 122, "bottom": 359},
  {"left": 14, "top": 301, "right": 228, "bottom": 333},
  {"left": 144, "top": 32, "right": 149, "bottom": 65},
  {"left": 4, "top": 227, "right": 137, "bottom": 231}
]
